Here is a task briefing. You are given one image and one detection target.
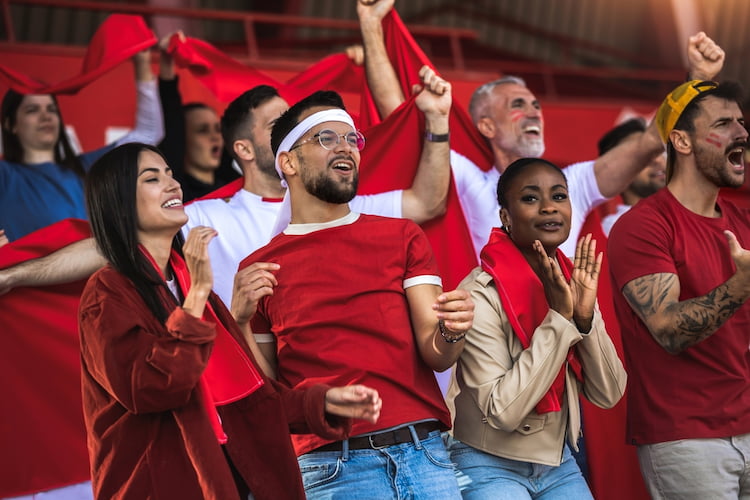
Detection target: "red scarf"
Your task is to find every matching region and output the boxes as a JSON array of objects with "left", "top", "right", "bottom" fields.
[
  {"left": 140, "top": 246, "right": 264, "bottom": 443},
  {"left": 479, "top": 227, "right": 582, "bottom": 413}
]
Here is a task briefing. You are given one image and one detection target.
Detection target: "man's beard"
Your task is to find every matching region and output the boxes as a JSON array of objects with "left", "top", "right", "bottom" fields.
[
  {"left": 517, "top": 135, "right": 545, "bottom": 158},
  {"left": 694, "top": 141, "right": 745, "bottom": 188},
  {"left": 255, "top": 144, "right": 280, "bottom": 181},
  {"left": 300, "top": 160, "right": 359, "bottom": 204}
]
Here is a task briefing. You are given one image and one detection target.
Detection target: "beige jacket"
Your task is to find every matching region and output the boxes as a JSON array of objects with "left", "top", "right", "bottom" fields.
[{"left": 447, "top": 267, "right": 627, "bottom": 466}]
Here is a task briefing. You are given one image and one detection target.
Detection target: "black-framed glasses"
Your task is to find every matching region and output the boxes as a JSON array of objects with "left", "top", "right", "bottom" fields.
[{"left": 290, "top": 129, "right": 366, "bottom": 152}]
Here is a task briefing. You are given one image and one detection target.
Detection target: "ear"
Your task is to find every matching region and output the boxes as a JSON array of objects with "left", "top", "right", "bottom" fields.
[
  {"left": 278, "top": 151, "right": 297, "bottom": 178},
  {"left": 499, "top": 207, "right": 511, "bottom": 229},
  {"left": 476, "top": 117, "right": 495, "bottom": 140},
  {"left": 233, "top": 139, "right": 254, "bottom": 162},
  {"left": 669, "top": 129, "right": 692, "bottom": 155}
]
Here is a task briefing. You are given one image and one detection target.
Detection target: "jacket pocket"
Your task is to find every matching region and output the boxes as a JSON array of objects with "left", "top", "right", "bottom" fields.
[{"left": 515, "top": 415, "right": 545, "bottom": 435}]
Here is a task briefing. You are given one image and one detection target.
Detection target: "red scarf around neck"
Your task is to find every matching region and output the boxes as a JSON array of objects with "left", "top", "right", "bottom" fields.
[
  {"left": 479, "top": 227, "right": 582, "bottom": 414},
  {"left": 141, "top": 245, "right": 264, "bottom": 443}
]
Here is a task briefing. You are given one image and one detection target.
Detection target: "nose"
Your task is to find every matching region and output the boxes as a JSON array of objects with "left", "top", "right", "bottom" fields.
[
  {"left": 167, "top": 175, "right": 181, "bottom": 192},
  {"left": 333, "top": 133, "right": 354, "bottom": 153},
  {"left": 734, "top": 121, "right": 749, "bottom": 141},
  {"left": 540, "top": 200, "right": 557, "bottom": 214},
  {"left": 523, "top": 102, "right": 542, "bottom": 120}
]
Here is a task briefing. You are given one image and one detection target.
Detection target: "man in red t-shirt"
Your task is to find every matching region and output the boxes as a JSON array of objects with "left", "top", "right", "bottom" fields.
[
  {"left": 608, "top": 80, "right": 750, "bottom": 499},
  {"left": 238, "top": 89, "right": 474, "bottom": 499}
]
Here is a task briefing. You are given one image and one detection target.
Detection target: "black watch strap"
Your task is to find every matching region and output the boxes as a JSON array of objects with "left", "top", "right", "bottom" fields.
[{"left": 424, "top": 131, "right": 450, "bottom": 143}]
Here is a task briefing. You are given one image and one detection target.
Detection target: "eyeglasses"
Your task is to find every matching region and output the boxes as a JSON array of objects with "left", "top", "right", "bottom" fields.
[{"left": 290, "top": 129, "right": 366, "bottom": 152}]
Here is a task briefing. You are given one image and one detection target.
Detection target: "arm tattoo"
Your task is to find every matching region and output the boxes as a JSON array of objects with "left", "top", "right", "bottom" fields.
[{"left": 623, "top": 274, "right": 745, "bottom": 353}]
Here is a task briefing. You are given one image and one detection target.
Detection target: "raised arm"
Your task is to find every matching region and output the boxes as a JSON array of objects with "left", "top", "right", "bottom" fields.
[
  {"left": 0, "top": 237, "right": 105, "bottom": 295},
  {"left": 621, "top": 231, "right": 750, "bottom": 354},
  {"left": 113, "top": 49, "right": 165, "bottom": 147},
  {"left": 357, "top": 0, "right": 404, "bottom": 118},
  {"left": 401, "top": 66, "right": 452, "bottom": 223}
]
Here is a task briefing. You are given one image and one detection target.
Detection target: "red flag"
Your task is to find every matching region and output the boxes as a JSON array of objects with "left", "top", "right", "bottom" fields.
[
  {"left": 0, "top": 219, "right": 92, "bottom": 497},
  {"left": 0, "top": 14, "right": 156, "bottom": 95}
]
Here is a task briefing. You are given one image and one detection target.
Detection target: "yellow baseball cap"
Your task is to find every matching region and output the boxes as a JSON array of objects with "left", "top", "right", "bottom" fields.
[{"left": 655, "top": 80, "right": 719, "bottom": 143}]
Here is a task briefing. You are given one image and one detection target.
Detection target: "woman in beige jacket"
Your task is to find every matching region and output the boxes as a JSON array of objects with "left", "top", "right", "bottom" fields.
[{"left": 447, "top": 158, "right": 627, "bottom": 499}]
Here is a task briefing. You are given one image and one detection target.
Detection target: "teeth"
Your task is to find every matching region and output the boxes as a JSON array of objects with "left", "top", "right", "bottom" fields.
[
  {"left": 162, "top": 199, "right": 183, "bottom": 208},
  {"left": 523, "top": 125, "right": 540, "bottom": 133}
]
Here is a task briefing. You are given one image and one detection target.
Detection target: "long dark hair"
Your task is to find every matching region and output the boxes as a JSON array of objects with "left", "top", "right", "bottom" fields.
[
  {"left": 85, "top": 142, "right": 184, "bottom": 323},
  {"left": 1, "top": 89, "right": 85, "bottom": 176}
]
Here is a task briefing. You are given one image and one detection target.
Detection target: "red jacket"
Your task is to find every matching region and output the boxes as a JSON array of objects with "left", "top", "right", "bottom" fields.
[{"left": 79, "top": 265, "right": 350, "bottom": 500}]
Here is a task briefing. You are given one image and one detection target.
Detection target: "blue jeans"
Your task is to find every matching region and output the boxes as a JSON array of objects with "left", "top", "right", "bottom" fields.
[
  {"left": 447, "top": 439, "right": 593, "bottom": 500},
  {"left": 298, "top": 429, "right": 461, "bottom": 499},
  {"left": 5, "top": 481, "right": 93, "bottom": 500},
  {"left": 637, "top": 433, "right": 750, "bottom": 500}
]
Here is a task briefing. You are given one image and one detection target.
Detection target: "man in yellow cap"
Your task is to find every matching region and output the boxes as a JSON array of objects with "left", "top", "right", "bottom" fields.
[{"left": 608, "top": 79, "right": 750, "bottom": 499}]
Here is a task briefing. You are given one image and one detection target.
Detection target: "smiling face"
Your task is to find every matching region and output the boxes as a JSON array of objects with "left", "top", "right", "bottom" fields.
[
  {"left": 290, "top": 108, "right": 360, "bottom": 204},
  {"left": 481, "top": 83, "right": 545, "bottom": 167},
  {"left": 184, "top": 107, "right": 223, "bottom": 173},
  {"left": 135, "top": 150, "right": 187, "bottom": 242},
  {"left": 12, "top": 94, "right": 61, "bottom": 156},
  {"left": 500, "top": 161, "right": 571, "bottom": 256},
  {"left": 688, "top": 96, "right": 748, "bottom": 188}
]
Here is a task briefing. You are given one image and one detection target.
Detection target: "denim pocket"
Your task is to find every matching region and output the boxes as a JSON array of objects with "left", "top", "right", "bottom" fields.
[
  {"left": 421, "top": 432, "right": 457, "bottom": 469},
  {"left": 298, "top": 455, "right": 343, "bottom": 490}
]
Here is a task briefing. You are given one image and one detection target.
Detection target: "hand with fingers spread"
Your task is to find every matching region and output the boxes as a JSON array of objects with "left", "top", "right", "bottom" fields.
[
  {"left": 181, "top": 226, "right": 218, "bottom": 318},
  {"left": 570, "top": 233, "right": 603, "bottom": 332},
  {"left": 324, "top": 384, "right": 382, "bottom": 424},
  {"left": 231, "top": 261, "right": 280, "bottom": 326},
  {"left": 687, "top": 31, "right": 725, "bottom": 82},
  {"left": 433, "top": 289, "right": 475, "bottom": 337},
  {"left": 533, "top": 240, "right": 574, "bottom": 321}
]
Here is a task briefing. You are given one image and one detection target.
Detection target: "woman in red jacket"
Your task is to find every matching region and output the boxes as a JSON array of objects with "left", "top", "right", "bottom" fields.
[{"left": 79, "top": 142, "right": 381, "bottom": 500}]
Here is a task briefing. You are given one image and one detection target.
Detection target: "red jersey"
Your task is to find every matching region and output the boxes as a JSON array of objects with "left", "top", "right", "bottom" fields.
[
  {"left": 243, "top": 213, "right": 451, "bottom": 455},
  {"left": 608, "top": 188, "right": 750, "bottom": 444}
]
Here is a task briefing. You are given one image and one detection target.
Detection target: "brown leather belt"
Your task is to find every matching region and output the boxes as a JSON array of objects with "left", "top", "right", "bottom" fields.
[{"left": 312, "top": 421, "right": 441, "bottom": 452}]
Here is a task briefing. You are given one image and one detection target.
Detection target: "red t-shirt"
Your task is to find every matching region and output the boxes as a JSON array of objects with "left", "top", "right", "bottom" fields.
[
  {"left": 608, "top": 188, "right": 750, "bottom": 445},
  {"left": 243, "top": 214, "right": 451, "bottom": 455}
]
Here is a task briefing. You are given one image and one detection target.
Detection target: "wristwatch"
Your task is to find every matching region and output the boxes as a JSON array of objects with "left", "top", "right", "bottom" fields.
[{"left": 424, "top": 130, "right": 450, "bottom": 143}]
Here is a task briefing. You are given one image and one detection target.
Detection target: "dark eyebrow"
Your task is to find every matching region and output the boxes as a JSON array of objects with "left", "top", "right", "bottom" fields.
[
  {"left": 519, "top": 183, "right": 567, "bottom": 191},
  {"left": 137, "top": 167, "right": 161, "bottom": 177}
]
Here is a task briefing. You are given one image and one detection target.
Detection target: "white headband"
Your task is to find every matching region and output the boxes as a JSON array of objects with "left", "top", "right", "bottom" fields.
[{"left": 274, "top": 108, "right": 355, "bottom": 188}]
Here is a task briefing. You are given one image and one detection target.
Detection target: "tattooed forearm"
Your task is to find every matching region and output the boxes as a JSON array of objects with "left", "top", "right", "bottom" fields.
[{"left": 623, "top": 273, "right": 745, "bottom": 354}]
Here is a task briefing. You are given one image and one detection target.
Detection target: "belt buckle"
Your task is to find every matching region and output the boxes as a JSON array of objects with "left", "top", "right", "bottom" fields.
[{"left": 367, "top": 433, "right": 389, "bottom": 450}]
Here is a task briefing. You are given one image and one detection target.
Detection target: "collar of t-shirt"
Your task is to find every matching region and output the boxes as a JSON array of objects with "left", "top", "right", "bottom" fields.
[{"left": 284, "top": 211, "right": 359, "bottom": 236}]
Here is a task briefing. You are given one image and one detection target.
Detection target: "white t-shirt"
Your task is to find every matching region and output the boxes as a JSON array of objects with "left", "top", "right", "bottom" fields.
[
  {"left": 183, "top": 188, "right": 402, "bottom": 306},
  {"left": 601, "top": 203, "right": 632, "bottom": 237},
  {"left": 450, "top": 150, "right": 606, "bottom": 259}
]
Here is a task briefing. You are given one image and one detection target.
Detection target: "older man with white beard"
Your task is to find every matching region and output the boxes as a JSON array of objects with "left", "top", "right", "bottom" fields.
[{"left": 355, "top": 0, "right": 726, "bottom": 259}]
